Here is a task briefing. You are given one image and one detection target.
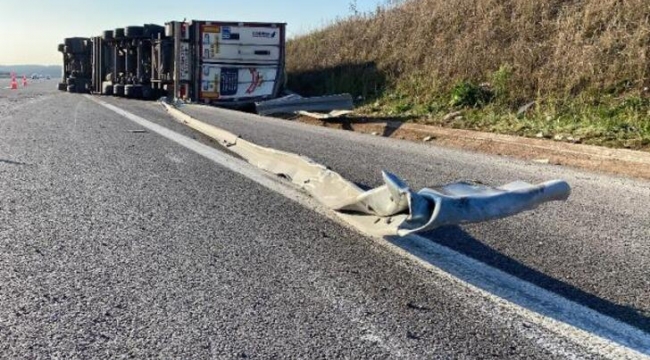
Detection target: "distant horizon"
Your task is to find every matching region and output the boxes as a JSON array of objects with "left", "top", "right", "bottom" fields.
[{"left": 0, "top": 64, "right": 62, "bottom": 77}]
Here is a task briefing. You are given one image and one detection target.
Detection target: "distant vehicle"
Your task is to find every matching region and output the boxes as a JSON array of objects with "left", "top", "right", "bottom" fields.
[
  {"left": 31, "top": 74, "right": 39, "bottom": 80},
  {"left": 57, "top": 20, "right": 287, "bottom": 108}
]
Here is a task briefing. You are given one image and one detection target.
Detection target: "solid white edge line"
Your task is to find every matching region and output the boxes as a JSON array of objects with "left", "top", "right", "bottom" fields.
[{"left": 86, "top": 95, "right": 649, "bottom": 359}]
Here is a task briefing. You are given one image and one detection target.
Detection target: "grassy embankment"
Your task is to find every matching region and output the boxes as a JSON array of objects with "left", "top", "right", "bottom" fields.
[{"left": 286, "top": 0, "right": 650, "bottom": 151}]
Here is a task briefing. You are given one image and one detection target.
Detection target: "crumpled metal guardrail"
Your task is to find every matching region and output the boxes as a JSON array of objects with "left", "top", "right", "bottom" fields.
[
  {"left": 255, "top": 94, "right": 354, "bottom": 116},
  {"left": 162, "top": 101, "right": 571, "bottom": 236}
]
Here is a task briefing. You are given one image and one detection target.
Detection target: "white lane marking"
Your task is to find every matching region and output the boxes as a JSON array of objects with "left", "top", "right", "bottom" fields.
[{"left": 87, "top": 96, "right": 650, "bottom": 359}]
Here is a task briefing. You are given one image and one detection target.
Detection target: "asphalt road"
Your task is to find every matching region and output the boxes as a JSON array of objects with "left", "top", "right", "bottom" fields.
[
  {"left": 107, "top": 94, "right": 650, "bottom": 330},
  {"left": 0, "top": 80, "right": 647, "bottom": 358}
]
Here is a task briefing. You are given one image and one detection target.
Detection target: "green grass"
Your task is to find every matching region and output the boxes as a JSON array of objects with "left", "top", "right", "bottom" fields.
[
  {"left": 285, "top": 0, "right": 650, "bottom": 151},
  {"left": 358, "top": 93, "right": 650, "bottom": 151}
]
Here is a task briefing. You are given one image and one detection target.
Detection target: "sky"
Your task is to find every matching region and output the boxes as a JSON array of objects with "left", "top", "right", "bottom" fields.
[{"left": 0, "top": 0, "right": 384, "bottom": 65}]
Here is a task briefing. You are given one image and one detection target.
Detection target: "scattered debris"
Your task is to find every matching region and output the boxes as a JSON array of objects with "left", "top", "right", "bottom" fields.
[
  {"left": 371, "top": 132, "right": 380, "bottom": 136},
  {"left": 553, "top": 134, "right": 565, "bottom": 141},
  {"left": 517, "top": 101, "right": 537, "bottom": 117},
  {"left": 443, "top": 111, "right": 463, "bottom": 122},
  {"left": 423, "top": 136, "right": 434, "bottom": 142},
  {"left": 406, "top": 331, "right": 421, "bottom": 340},
  {"left": 297, "top": 110, "right": 353, "bottom": 120},
  {"left": 162, "top": 101, "right": 572, "bottom": 237},
  {"left": 128, "top": 129, "right": 148, "bottom": 134},
  {"left": 535, "top": 132, "right": 545, "bottom": 138},
  {"left": 406, "top": 302, "right": 432, "bottom": 311},
  {"left": 255, "top": 93, "right": 354, "bottom": 116},
  {"left": 533, "top": 159, "right": 551, "bottom": 164}
]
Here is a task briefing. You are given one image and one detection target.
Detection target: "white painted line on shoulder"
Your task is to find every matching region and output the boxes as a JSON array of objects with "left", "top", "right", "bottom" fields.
[{"left": 86, "top": 95, "right": 650, "bottom": 359}]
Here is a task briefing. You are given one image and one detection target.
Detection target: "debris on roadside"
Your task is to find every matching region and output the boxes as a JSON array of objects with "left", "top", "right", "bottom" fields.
[
  {"left": 255, "top": 93, "right": 354, "bottom": 116},
  {"left": 517, "top": 101, "right": 537, "bottom": 117},
  {"left": 423, "top": 136, "right": 434, "bottom": 142},
  {"left": 297, "top": 110, "right": 353, "bottom": 120},
  {"left": 442, "top": 111, "right": 463, "bottom": 122},
  {"left": 163, "top": 101, "right": 572, "bottom": 237}
]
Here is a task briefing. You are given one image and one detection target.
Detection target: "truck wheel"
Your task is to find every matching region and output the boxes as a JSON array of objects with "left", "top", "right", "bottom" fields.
[
  {"left": 113, "top": 84, "right": 125, "bottom": 97},
  {"left": 67, "top": 85, "right": 77, "bottom": 93},
  {"left": 114, "top": 28, "right": 125, "bottom": 39},
  {"left": 124, "top": 84, "right": 143, "bottom": 98},
  {"left": 125, "top": 26, "right": 144, "bottom": 38},
  {"left": 103, "top": 30, "right": 114, "bottom": 40},
  {"left": 141, "top": 85, "right": 153, "bottom": 100},
  {"left": 144, "top": 24, "right": 165, "bottom": 39},
  {"left": 65, "top": 38, "right": 85, "bottom": 54},
  {"left": 75, "top": 79, "right": 89, "bottom": 93},
  {"left": 102, "top": 82, "right": 114, "bottom": 95},
  {"left": 131, "top": 85, "right": 144, "bottom": 98},
  {"left": 124, "top": 84, "right": 134, "bottom": 98},
  {"left": 57, "top": 83, "right": 67, "bottom": 91}
]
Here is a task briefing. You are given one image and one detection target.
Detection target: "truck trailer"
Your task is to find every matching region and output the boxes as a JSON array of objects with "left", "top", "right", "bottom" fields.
[{"left": 57, "top": 20, "right": 286, "bottom": 107}]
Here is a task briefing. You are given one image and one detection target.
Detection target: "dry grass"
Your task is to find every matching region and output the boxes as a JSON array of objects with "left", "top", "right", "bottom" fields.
[
  {"left": 286, "top": 0, "right": 650, "bottom": 150},
  {"left": 288, "top": 0, "right": 650, "bottom": 101}
]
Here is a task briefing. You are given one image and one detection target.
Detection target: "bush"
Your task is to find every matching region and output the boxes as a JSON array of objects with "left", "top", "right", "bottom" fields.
[{"left": 449, "top": 81, "right": 493, "bottom": 108}]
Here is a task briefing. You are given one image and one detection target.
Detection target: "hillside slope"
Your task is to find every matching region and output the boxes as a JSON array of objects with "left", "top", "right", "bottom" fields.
[
  {"left": 289, "top": 0, "right": 650, "bottom": 99},
  {"left": 286, "top": 0, "right": 650, "bottom": 150}
]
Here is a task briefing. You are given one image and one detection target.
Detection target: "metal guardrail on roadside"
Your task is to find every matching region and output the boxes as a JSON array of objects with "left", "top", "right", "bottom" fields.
[{"left": 255, "top": 94, "right": 355, "bottom": 116}]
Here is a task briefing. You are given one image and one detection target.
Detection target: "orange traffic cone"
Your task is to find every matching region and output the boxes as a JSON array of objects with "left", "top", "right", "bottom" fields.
[{"left": 22, "top": 75, "right": 27, "bottom": 87}]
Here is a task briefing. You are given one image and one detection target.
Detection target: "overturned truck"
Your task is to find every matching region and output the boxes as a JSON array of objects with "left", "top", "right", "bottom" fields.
[{"left": 57, "top": 21, "right": 286, "bottom": 107}]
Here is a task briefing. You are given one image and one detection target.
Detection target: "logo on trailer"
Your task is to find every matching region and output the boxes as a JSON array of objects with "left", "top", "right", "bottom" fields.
[
  {"left": 220, "top": 68, "right": 239, "bottom": 96},
  {"left": 222, "top": 27, "right": 240, "bottom": 40},
  {"left": 252, "top": 31, "right": 277, "bottom": 38},
  {"left": 246, "top": 68, "right": 264, "bottom": 94}
]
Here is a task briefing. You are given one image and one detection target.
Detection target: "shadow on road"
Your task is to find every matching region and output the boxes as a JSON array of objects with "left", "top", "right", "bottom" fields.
[
  {"left": 0, "top": 159, "right": 28, "bottom": 166},
  {"left": 385, "top": 226, "right": 650, "bottom": 353}
]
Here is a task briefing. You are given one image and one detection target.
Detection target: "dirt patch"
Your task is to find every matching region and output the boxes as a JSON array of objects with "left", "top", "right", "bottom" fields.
[{"left": 294, "top": 116, "right": 650, "bottom": 181}]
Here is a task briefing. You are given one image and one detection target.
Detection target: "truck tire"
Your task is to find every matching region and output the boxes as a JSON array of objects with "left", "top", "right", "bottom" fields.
[
  {"left": 124, "top": 84, "right": 143, "bottom": 98},
  {"left": 57, "top": 82, "right": 67, "bottom": 91},
  {"left": 64, "top": 38, "right": 85, "bottom": 54},
  {"left": 67, "top": 84, "right": 77, "bottom": 93},
  {"left": 102, "top": 82, "right": 114, "bottom": 95},
  {"left": 114, "top": 28, "right": 125, "bottom": 39},
  {"left": 124, "top": 84, "right": 134, "bottom": 97},
  {"left": 125, "top": 84, "right": 143, "bottom": 98},
  {"left": 144, "top": 24, "right": 164, "bottom": 39},
  {"left": 75, "top": 79, "right": 89, "bottom": 93},
  {"left": 102, "top": 30, "right": 114, "bottom": 40},
  {"left": 125, "top": 26, "right": 144, "bottom": 38},
  {"left": 57, "top": 43, "right": 64, "bottom": 52},
  {"left": 141, "top": 85, "right": 153, "bottom": 100},
  {"left": 113, "top": 84, "right": 125, "bottom": 97}
]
